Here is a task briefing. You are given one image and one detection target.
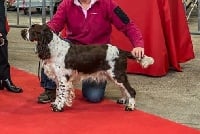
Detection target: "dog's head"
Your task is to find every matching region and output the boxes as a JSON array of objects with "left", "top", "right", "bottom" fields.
[
  {"left": 21, "top": 24, "right": 53, "bottom": 44},
  {"left": 21, "top": 24, "right": 53, "bottom": 60}
]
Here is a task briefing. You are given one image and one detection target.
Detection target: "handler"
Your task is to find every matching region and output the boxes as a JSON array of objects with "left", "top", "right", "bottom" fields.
[{"left": 38, "top": 0, "right": 144, "bottom": 103}]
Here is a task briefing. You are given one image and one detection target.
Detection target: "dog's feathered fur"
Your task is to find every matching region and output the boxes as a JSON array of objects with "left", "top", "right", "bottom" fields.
[{"left": 21, "top": 24, "right": 154, "bottom": 112}]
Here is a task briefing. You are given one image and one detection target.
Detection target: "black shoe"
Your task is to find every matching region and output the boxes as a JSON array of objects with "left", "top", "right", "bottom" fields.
[
  {"left": 38, "top": 89, "right": 56, "bottom": 104},
  {"left": 2, "top": 79, "right": 23, "bottom": 93}
]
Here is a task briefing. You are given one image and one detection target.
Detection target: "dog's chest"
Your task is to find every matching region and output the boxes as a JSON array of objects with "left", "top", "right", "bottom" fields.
[
  {"left": 49, "top": 40, "right": 70, "bottom": 65},
  {"left": 42, "top": 40, "right": 71, "bottom": 79}
]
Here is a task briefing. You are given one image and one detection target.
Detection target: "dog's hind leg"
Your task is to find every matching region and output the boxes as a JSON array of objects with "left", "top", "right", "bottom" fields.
[{"left": 111, "top": 72, "right": 136, "bottom": 111}]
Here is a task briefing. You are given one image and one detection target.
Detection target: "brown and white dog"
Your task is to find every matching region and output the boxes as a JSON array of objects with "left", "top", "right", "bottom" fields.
[{"left": 21, "top": 24, "right": 154, "bottom": 112}]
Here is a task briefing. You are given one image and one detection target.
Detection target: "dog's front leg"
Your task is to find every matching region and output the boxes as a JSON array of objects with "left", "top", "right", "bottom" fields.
[
  {"left": 50, "top": 75, "right": 75, "bottom": 112},
  {"left": 51, "top": 78, "right": 75, "bottom": 112},
  {"left": 51, "top": 79, "right": 67, "bottom": 112}
]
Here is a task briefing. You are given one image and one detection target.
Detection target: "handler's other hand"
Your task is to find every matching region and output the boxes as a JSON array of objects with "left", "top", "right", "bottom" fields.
[{"left": 131, "top": 47, "right": 144, "bottom": 60}]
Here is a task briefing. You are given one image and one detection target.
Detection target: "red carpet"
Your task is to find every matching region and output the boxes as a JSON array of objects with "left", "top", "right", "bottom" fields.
[{"left": 0, "top": 67, "right": 199, "bottom": 134}]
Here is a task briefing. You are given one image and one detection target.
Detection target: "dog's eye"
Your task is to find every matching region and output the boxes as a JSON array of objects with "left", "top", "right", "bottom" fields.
[{"left": 31, "top": 25, "right": 35, "bottom": 28}]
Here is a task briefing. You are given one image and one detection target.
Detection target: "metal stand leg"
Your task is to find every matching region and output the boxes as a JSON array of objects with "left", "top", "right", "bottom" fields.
[
  {"left": 190, "top": 0, "right": 200, "bottom": 35},
  {"left": 187, "top": 0, "right": 198, "bottom": 21}
]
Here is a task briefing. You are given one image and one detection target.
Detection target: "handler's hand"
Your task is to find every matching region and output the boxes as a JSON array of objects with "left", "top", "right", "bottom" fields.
[{"left": 131, "top": 47, "right": 144, "bottom": 60}]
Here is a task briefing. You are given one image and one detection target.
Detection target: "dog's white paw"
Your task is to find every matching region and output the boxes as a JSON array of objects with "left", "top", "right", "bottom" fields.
[
  {"left": 125, "top": 98, "right": 135, "bottom": 111},
  {"left": 51, "top": 102, "right": 64, "bottom": 112}
]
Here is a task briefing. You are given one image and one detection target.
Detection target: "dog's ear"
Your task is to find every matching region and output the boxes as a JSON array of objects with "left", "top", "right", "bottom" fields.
[
  {"left": 39, "top": 24, "right": 53, "bottom": 45},
  {"left": 36, "top": 24, "right": 52, "bottom": 60}
]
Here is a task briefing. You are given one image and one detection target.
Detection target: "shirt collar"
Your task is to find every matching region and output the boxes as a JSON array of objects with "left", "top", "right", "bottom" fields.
[{"left": 74, "top": 0, "right": 97, "bottom": 7}]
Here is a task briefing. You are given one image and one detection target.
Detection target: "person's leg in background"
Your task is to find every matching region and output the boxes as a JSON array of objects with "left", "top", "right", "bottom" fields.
[
  {"left": 38, "top": 68, "right": 57, "bottom": 103},
  {"left": 0, "top": 3, "right": 22, "bottom": 93},
  {"left": 82, "top": 79, "right": 107, "bottom": 103},
  {"left": 0, "top": 36, "right": 23, "bottom": 93}
]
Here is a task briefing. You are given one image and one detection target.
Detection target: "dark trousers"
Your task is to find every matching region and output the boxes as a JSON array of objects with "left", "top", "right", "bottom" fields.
[
  {"left": 40, "top": 68, "right": 57, "bottom": 89},
  {"left": 82, "top": 79, "right": 106, "bottom": 102},
  {"left": 0, "top": 38, "right": 10, "bottom": 80}
]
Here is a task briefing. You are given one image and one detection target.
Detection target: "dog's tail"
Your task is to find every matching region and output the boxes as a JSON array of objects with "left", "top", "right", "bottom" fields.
[{"left": 122, "top": 50, "right": 154, "bottom": 68}]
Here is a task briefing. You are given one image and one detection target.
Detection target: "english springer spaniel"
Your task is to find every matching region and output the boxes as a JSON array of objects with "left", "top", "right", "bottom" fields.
[{"left": 21, "top": 24, "right": 154, "bottom": 112}]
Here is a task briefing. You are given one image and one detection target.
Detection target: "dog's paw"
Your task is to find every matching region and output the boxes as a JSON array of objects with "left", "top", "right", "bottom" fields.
[
  {"left": 124, "top": 98, "right": 135, "bottom": 111},
  {"left": 51, "top": 103, "right": 64, "bottom": 112},
  {"left": 139, "top": 55, "right": 154, "bottom": 68},
  {"left": 125, "top": 106, "right": 134, "bottom": 111}
]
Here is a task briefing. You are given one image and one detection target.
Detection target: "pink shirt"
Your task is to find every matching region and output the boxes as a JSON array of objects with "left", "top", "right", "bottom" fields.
[{"left": 47, "top": 0, "right": 144, "bottom": 47}]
